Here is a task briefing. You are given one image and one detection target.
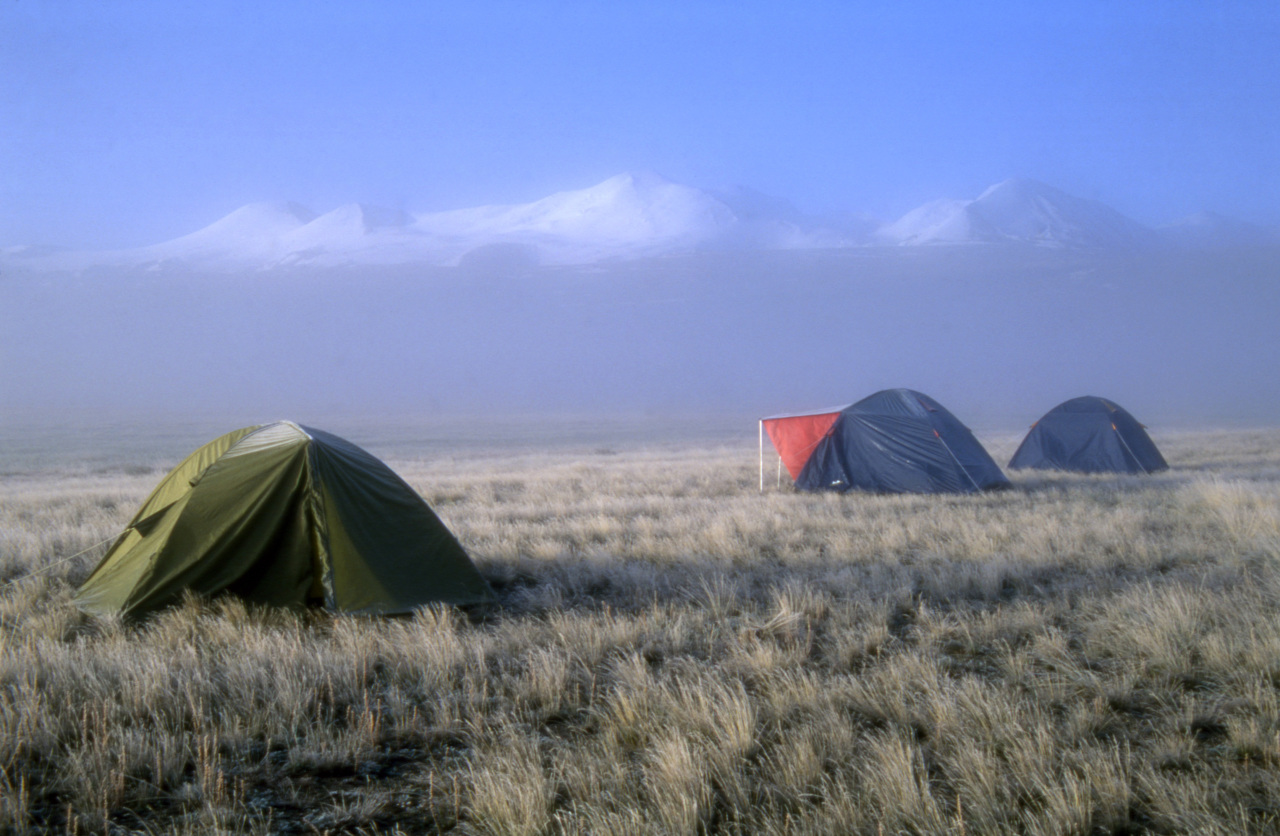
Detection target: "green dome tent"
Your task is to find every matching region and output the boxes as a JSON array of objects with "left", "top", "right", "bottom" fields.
[{"left": 75, "top": 422, "right": 493, "bottom": 620}]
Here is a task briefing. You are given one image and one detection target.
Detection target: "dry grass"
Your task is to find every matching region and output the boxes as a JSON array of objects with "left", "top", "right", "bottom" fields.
[{"left": 1, "top": 425, "right": 1279, "bottom": 833}]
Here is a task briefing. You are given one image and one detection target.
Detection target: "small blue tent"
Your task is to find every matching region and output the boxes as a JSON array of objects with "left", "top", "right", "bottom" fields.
[
  {"left": 776, "top": 389, "right": 1010, "bottom": 494},
  {"left": 1009, "top": 396, "right": 1167, "bottom": 474}
]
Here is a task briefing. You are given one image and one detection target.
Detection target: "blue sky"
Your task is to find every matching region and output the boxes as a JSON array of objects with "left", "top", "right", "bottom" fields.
[{"left": 3, "top": 1, "right": 1278, "bottom": 249}]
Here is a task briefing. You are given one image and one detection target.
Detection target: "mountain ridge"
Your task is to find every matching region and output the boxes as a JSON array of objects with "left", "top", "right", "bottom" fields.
[{"left": 5, "top": 174, "right": 1275, "bottom": 273}]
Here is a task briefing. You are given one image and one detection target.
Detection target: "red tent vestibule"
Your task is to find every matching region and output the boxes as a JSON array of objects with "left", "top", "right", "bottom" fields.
[{"left": 759, "top": 409, "right": 843, "bottom": 488}]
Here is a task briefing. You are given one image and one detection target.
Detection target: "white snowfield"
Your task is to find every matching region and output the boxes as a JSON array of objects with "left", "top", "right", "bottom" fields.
[{"left": 5, "top": 173, "right": 1275, "bottom": 273}]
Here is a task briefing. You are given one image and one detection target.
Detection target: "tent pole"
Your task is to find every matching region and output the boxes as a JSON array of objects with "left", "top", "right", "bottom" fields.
[
  {"left": 1112, "top": 424, "right": 1150, "bottom": 475},
  {"left": 759, "top": 421, "right": 764, "bottom": 492},
  {"left": 934, "top": 430, "right": 983, "bottom": 492}
]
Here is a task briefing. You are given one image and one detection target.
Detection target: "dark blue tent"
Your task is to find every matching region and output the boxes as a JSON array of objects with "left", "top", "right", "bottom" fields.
[
  {"left": 1009, "top": 396, "right": 1168, "bottom": 474},
  {"left": 789, "top": 389, "right": 1010, "bottom": 494}
]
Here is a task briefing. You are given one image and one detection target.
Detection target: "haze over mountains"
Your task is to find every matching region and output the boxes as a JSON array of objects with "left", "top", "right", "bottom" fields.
[
  {"left": 4, "top": 172, "right": 1278, "bottom": 430},
  {"left": 4, "top": 173, "right": 1274, "bottom": 273}
]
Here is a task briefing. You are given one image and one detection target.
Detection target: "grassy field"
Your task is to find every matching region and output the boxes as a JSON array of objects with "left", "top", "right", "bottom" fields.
[{"left": 1, "top": 423, "right": 1279, "bottom": 834}]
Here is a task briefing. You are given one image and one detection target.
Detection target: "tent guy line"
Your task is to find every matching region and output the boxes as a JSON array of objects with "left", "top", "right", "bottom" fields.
[{"left": 0, "top": 534, "right": 117, "bottom": 593}]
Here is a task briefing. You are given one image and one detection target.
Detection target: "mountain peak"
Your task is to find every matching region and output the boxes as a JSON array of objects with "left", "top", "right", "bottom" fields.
[
  {"left": 127, "top": 200, "right": 318, "bottom": 266},
  {"left": 973, "top": 177, "right": 1072, "bottom": 207},
  {"left": 600, "top": 170, "right": 674, "bottom": 190},
  {"left": 204, "top": 201, "right": 317, "bottom": 232},
  {"left": 880, "top": 178, "right": 1156, "bottom": 249},
  {"left": 310, "top": 203, "right": 410, "bottom": 233},
  {"left": 452, "top": 171, "right": 736, "bottom": 251}
]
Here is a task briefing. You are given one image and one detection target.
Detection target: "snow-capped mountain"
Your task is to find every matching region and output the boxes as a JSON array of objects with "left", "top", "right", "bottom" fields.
[
  {"left": 407, "top": 171, "right": 744, "bottom": 263},
  {"left": 877, "top": 198, "right": 973, "bottom": 246},
  {"left": 428, "top": 172, "right": 730, "bottom": 240},
  {"left": 13, "top": 172, "right": 839, "bottom": 271},
  {"left": 4, "top": 174, "right": 1272, "bottom": 273},
  {"left": 878, "top": 178, "right": 1158, "bottom": 249},
  {"left": 131, "top": 201, "right": 317, "bottom": 267}
]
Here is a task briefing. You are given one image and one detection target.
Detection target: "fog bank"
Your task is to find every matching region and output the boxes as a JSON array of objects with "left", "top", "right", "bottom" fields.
[{"left": 3, "top": 246, "right": 1277, "bottom": 438}]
